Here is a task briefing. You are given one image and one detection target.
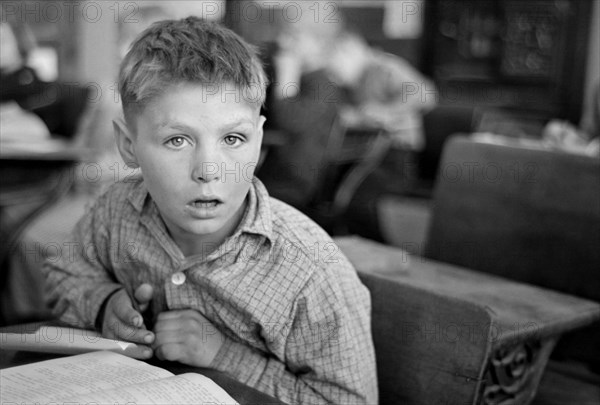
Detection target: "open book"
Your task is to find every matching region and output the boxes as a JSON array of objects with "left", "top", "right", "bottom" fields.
[{"left": 0, "top": 351, "right": 238, "bottom": 404}]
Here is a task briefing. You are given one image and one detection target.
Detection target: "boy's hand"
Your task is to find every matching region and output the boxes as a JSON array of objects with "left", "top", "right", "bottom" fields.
[
  {"left": 101, "top": 285, "right": 155, "bottom": 356},
  {"left": 133, "top": 283, "right": 154, "bottom": 316},
  {"left": 153, "top": 310, "right": 224, "bottom": 367}
]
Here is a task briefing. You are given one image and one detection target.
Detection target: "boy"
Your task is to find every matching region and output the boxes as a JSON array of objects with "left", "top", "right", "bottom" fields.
[{"left": 43, "top": 18, "right": 378, "bottom": 405}]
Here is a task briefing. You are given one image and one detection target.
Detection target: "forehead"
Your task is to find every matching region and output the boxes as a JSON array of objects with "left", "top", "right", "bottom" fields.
[{"left": 134, "top": 82, "right": 261, "bottom": 126}]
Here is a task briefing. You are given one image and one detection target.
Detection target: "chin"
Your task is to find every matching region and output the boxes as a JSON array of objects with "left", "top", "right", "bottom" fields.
[{"left": 185, "top": 221, "right": 226, "bottom": 236}]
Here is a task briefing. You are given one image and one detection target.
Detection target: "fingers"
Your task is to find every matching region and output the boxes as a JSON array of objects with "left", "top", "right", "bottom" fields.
[
  {"left": 104, "top": 315, "right": 152, "bottom": 345},
  {"left": 115, "top": 296, "right": 144, "bottom": 328},
  {"left": 154, "top": 342, "right": 184, "bottom": 362},
  {"left": 152, "top": 310, "right": 223, "bottom": 366},
  {"left": 134, "top": 283, "right": 153, "bottom": 312},
  {"left": 154, "top": 311, "right": 195, "bottom": 336},
  {"left": 153, "top": 329, "right": 185, "bottom": 347},
  {"left": 152, "top": 315, "right": 187, "bottom": 362},
  {"left": 121, "top": 343, "right": 154, "bottom": 360},
  {"left": 102, "top": 290, "right": 154, "bottom": 345},
  {"left": 153, "top": 310, "right": 212, "bottom": 336},
  {"left": 153, "top": 311, "right": 197, "bottom": 360}
]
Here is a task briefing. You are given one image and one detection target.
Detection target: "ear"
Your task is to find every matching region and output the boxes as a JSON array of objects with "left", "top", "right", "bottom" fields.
[
  {"left": 113, "top": 117, "right": 139, "bottom": 168},
  {"left": 257, "top": 115, "right": 266, "bottom": 143}
]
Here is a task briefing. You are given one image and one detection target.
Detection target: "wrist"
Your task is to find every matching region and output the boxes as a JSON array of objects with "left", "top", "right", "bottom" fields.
[
  {"left": 94, "top": 288, "right": 122, "bottom": 331},
  {"left": 209, "top": 333, "right": 237, "bottom": 368}
]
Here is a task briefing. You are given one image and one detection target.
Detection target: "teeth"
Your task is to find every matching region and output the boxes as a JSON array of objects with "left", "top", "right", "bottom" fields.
[{"left": 193, "top": 200, "right": 218, "bottom": 208}]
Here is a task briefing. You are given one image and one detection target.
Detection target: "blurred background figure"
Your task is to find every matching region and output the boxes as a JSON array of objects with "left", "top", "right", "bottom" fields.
[
  {"left": 268, "top": 4, "right": 343, "bottom": 101},
  {"left": 324, "top": 30, "right": 437, "bottom": 151},
  {"left": 259, "top": 5, "right": 436, "bottom": 234}
]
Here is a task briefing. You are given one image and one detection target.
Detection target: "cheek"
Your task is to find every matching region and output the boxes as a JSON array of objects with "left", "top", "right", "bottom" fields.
[
  {"left": 231, "top": 181, "right": 253, "bottom": 203},
  {"left": 241, "top": 164, "right": 257, "bottom": 183},
  {"left": 138, "top": 152, "right": 189, "bottom": 186},
  {"left": 226, "top": 146, "right": 260, "bottom": 168},
  {"left": 241, "top": 149, "right": 261, "bottom": 178},
  {"left": 137, "top": 144, "right": 184, "bottom": 168}
]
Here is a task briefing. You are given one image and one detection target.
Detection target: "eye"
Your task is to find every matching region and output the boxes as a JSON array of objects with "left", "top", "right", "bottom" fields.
[
  {"left": 165, "top": 136, "right": 190, "bottom": 149},
  {"left": 223, "top": 135, "right": 244, "bottom": 147}
]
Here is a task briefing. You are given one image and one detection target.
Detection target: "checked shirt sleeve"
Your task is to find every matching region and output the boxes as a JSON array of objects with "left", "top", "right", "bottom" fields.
[
  {"left": 42, "top": 193, "right": 123, "bottom": 330},
  {"left": 210, "top": 271, "right": 378, "bottom": 405}
]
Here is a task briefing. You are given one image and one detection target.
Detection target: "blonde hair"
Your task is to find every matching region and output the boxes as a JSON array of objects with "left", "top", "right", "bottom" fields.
[{"left": 119, "top": 17, "right": 268, "bottom": 123}]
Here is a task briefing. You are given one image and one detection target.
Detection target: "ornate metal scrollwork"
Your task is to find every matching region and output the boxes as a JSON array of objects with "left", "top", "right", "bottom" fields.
[{"left": 482, "top": 340, "right": 545, "bottom": 405}]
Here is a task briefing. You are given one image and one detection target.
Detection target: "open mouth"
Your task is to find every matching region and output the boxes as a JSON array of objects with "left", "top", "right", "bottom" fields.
[{"left": 191, "top": 199, "right": 221, "bottom": 209}]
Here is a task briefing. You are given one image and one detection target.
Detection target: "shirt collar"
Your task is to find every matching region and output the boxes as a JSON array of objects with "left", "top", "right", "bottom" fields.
[
  {"left": 238, "top": 178, "right": 273, "bottom": 242},
  {"left": 128, "top": 176, "right": 148, "bottom": 213},
  {"left": 127, "top": 177, "right": 274, "bottom": 243}
]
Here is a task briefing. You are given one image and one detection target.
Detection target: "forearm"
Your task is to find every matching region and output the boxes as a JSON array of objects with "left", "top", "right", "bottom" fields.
[
  {"left": 43, "top": 261, "right": 122, "bottom": 329},
  {"left": 210, "top": 337, "right": 366, "bottom": 405}
]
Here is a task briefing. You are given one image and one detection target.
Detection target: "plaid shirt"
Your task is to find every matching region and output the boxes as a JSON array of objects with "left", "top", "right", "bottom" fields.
[{"left": 43, "top": 177, "right": 378, "bottom": 405}]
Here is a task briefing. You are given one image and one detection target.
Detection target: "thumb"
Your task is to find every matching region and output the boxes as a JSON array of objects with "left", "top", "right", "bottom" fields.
[{"left": 134, "top": 283, "right": 153, "bottom": 312}]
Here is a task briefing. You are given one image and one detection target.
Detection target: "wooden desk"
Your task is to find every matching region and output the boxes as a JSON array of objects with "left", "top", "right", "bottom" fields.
[
  {"left": 0, "top": 342, "right": 285, "bottom": 405},
  {"left": 336, "top": 236, "right": 600, "bottom": 405}
]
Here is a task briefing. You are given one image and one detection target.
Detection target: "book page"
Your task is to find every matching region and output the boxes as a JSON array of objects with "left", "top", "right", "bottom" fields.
[
  {"left": 0, "top": 326, "right": 145, "bottom": 358},
  {"left": 62, "top": 373, "right": 239, "bottom": 405},
  {"left": 0, "top": 351, "right": 173, "bottom": 403}
]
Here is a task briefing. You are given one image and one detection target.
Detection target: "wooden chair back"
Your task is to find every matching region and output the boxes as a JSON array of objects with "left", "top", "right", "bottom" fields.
[{"left": 424, "top": 135, "right": 600, "bottom": 364}]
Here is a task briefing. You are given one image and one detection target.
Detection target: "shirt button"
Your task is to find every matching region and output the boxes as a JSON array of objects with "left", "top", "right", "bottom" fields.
[{"left": 171, "top": 272, "right": 186, "bottom": 285}]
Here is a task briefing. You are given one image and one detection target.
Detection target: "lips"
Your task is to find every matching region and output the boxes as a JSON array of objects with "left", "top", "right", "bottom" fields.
[{"left": 185, "top": 196, "right": 223, "bottom": 218}]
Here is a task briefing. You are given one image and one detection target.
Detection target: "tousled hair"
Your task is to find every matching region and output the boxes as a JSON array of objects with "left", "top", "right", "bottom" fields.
[{"left": 118, "top": 17, "right": 267, "bottom": 123}]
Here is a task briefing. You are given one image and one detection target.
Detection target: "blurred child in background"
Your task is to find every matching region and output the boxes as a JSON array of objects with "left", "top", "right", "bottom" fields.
[{"left": 324, "top": 30, "right": 437, "bottom": 151}]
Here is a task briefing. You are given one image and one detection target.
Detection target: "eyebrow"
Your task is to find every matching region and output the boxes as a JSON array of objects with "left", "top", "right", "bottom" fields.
[{"left": 157, "top": 118, "right": 255, "bottom": 132}]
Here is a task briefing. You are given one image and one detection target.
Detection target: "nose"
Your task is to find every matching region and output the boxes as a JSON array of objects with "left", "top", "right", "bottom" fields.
[{"left": 190, "top": 145, "right": 221, "bottom": 183}]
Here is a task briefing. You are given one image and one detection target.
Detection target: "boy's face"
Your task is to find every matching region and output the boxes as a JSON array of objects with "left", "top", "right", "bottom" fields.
[{"left": 115, "top": 83, "right": 265, "bottom": 248}]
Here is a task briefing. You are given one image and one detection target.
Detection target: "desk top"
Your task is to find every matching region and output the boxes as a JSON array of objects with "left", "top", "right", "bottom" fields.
[
  {"left": 0, "top": 139, "right": 89, "bottom": 161},
  {"left": 336, "top": 236, "right": 600, "bottom": 348},
  {"left": 0, "top": 348, "right": 284, "bottom": 405}
]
